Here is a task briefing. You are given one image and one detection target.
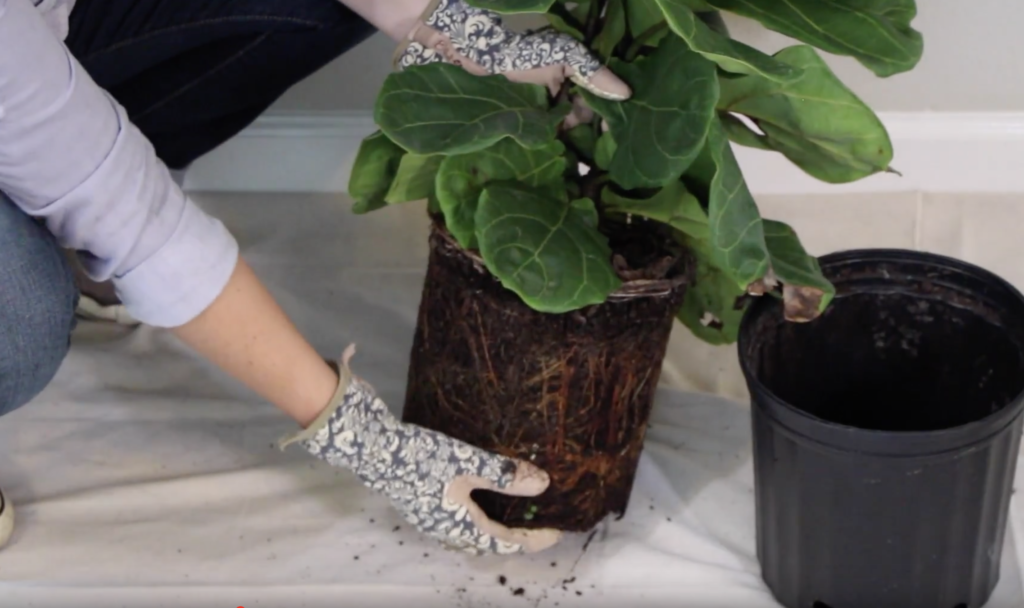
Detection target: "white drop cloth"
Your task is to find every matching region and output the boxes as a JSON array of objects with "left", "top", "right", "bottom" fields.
[{"left": 1, "top": 193, "right": 1022, "bottom": 608}]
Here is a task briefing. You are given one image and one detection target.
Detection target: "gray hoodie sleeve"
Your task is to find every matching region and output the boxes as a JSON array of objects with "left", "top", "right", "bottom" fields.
[{"left": 0, "top": 0, "right": 239, "bottom": 327}]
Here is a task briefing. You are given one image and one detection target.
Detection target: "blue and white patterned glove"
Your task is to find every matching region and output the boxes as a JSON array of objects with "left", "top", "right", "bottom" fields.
[
  {"left": 395, "top": 0, "right": 632, "bottom": 101},
  {"left": 279, "top": 345, "right": 561, "bottom": 555}
]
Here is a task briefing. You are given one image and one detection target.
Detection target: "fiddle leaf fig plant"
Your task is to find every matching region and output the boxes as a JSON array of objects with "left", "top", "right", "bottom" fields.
[{"left": 349, "top": 0, "right": 923, "bottom": 344}]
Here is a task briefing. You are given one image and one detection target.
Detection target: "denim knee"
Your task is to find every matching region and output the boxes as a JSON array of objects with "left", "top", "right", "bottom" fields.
[{"left": 0, "top": 193, "right": 78, "bottom": 416}]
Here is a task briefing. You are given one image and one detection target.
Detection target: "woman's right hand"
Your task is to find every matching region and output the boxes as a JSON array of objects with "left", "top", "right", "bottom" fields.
[{"left": 279, "top": 345, "right": 562, "bottom": 555}]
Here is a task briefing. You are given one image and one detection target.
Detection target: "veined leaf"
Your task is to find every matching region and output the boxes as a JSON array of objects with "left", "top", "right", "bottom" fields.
[
  {"left": 546, "top": 11, "right": 585, "bottom": 39},
  {"left": 582, "top": 35, "right": 718, "bottom": 190},
  {"left": 464, "top": 0, "right": 555, "bottom": 12},
  {"left": 705, "top": 0, "right": 923, "bottom": 77},
  {"left": 654, "top": 0, "right": 801, "bottom": 83},
  {"left": 595, "top": 0, "right": 627, "bottom": 60},
  {"left": 719, "top": 112, "right": 773, "bottom": 150},
  {"left": 676, "top": 236, "right": 750, "bottom": 345},
  {"left": 349, "top": 131, "right": 405, "bottom": 214},
  {"left": 627, "top": 0, "right": 669, "bottom": 45},
  {"left": 475, "top": 183, "right": 621, "bottom": 313},
  {"left": 436, "top": 139, "right": 567, "bottom": 249},
  {"left": 375, "top": 63, "right": 564, "bottom": 155},
  {"left": 564, "top": 124, "right": 598, "bottom": 160},
  {"left": 763, "top": 219, "right": 835, "bottom": 320},
  {"left": 385, "top": 154, "right": 442, "bottom": 204},
  {"left": 690, "top": 118, "right": 769, "bottom": 290},
  {"left": 719, "top": 45, "right": 893, "bottom": 183},
  {"left": 684, "top": 118, "right": 834, "bottom": 322},
  {"left": 594, "top": 132, "right": 616, "bottom": 171},
  {"left": 602, "top": 181, "right": 708, "bottom": 239}
]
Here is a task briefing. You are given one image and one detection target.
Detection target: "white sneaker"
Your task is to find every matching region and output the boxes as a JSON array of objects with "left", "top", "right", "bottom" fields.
[
  {"left": 0, "top": 488, "right": 14, "bottom": 549},
  {"left": 75, "top": 295, "right": 140, "bottom": 326}
]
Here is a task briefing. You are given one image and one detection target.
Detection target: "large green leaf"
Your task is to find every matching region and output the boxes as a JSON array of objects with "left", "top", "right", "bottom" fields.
[
  {"left": 464, "top": 0, "right": 555, "bottom": 12},
  {"left": 436, "top": 139, "right": 567, "bottom": 249},
  {"left": 375, "top": 63, "right": 564, "bottom": 155},
  {"left": 705, "top": 0, "right": 923, "bottom": 77},
  {"left": 385, "top": 154, "right": 442, "bottom": 204},
  {"left": 475, "top": 183, "right": 621, "bottom": 313},
  {"left": 763, "top": 219, "right": 835, "bottom": 320},
  {"left": 582, "top": 35, "right": 719, "bottom": 190},
  {"left": 348, "top": 131, "right": 405, "bottom": 214},
  {"left": 564, "top": 124, "right": 598, "bottom": 160},
  {"left": 719, "top": 45, "right": 893, "bottom": 183},
  {"left": 654, "top": 0, "right": 801, "bottom": 83},
  {"left": 690, "top": 118, "right": 770, "bottom": 290},
  {"left": 602, "top": 181, "right": 708, "bottom": 239},
  {"left": 627, "top": 0, "right": 669, "bottom": 44},
  {"left": 595, "top": 0, "right": 627, "bottom": 60},
  {"left": 676, "top": 237, "right": 750, "bottom": 345},
  {"left": 685, "top": 118, "right": 834, "bottom": 322}
]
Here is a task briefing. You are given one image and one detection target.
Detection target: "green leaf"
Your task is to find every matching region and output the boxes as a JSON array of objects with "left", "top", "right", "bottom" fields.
[
  {"left": 705, "top": 0, "right": 923, "bottom": 77},
  {"left": 594, "top": 132, "right": 616, "bottom": 171},
  {"left": 582, "top": 35, "right": 719, "bottom": 189},
  {"left": 564, "top": 124, "right": 598, "bottom": 160},
  {"left": 602, "top": 181, "right": 708, "bottom": 239},
  {"left": 464, "top": 0, "right": 555, "bottom": 12},
  {"left": 348, "top": 131, "right": 405, "bottom": 214},
  {"left": 676, "top": 241, "right": 750, "bottom": 345},
  {"left": 719, "top": 112, "right": 772, "bottom": 150},
  {"left": 763, "top": 219, "right": 835, "bottom": 320},
  {"left": 627, "top": 0, "right": 668, "bottom": 42},
  {"left": 685, "top": 119, "right": 834, "bottom": 322},
  {"left": 436, "top": 139, "right": 567, "bottom": 249},
  {"left": 690, "top": 118, "right": 769, "bottom": 291},
  {"left": 654, "top": 0, "right": 801, "bottom": 83},
  {"left": 718, "top": 45, "right": 893, "bottom": 182},
  {"left": 375, "top": 63, "right": 564, "bottom": 155},
  {"left": 385, "top": 154, "right": 443, "bottom": 204},
  {"left": 546, "top": 11, "right": 585, "bottom": 40},
  {"left": 475, "top": 183, "right": 621, "bottom": 313},
  {"left": 595, "top": 0, "right": 627, "bottom": 60},
  {"left": 570, "top": 197, "right": 600, "bottom": 229}
]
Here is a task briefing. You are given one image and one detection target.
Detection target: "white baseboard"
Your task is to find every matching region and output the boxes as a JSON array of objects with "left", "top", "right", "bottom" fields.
[{"left": 182, "top": 111, "right": 1024, "bottom": 195}]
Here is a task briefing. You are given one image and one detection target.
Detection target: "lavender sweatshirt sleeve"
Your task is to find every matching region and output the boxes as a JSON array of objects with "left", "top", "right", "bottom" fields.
[{"left": 0, "top": 0, "right": 239, "bottom": 327}]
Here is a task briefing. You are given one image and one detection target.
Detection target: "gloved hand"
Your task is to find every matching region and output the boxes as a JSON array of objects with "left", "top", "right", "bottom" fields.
[
  {"left": 395, "top": 0, "right": 632, "bottom": 102},
  {"left": 279, "top": 345, "right": 561, "bottom": 555}
]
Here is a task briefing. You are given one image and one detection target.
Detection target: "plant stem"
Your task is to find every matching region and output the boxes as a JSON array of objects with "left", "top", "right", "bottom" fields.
[{"left": 625, "top": 22, "right": 668, "bottom": 61}]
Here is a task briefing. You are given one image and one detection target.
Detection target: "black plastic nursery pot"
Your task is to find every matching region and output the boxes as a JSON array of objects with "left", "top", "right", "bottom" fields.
[{"left": 738, "top": 249, "right": 1024, "bottom": 608}]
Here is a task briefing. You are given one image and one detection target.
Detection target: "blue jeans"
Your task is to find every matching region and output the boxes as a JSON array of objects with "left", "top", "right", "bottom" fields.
[{"left": 0, "top": 0, "right": 375, "bottom": 413}]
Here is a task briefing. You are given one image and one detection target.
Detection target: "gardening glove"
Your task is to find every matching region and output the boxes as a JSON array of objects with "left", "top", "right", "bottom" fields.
[
  {"left": 394, "top": 0, "right": 632, "bottom": 102},
  {"left": 278, "top": 345, "right": 561, "bottom": 555}
]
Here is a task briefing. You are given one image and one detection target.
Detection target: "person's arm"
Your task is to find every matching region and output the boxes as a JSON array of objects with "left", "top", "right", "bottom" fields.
[{"left": 0, "top": 0, "right": 335, "bottom": 426}]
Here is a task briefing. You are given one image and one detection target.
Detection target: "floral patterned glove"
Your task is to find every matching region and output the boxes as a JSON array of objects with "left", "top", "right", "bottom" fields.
[
  {"left": 278, "top": 345, "right": 561, "bottom": 555},
  {"left": 395, "top": 0, "right": 632, "bottom": 101}
]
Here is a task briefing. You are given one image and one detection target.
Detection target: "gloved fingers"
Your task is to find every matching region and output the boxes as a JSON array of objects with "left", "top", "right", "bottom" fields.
[{"left": 443, "top": 474, "right": 563, "bottom": 554}]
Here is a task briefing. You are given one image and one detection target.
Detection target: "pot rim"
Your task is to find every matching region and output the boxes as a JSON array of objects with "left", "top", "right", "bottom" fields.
[{"left": 738, "top": 248, "right": 1024, "bottom": 457}]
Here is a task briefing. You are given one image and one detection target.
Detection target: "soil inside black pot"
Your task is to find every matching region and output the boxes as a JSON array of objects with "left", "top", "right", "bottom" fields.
[
  {"left": 750, "top": 288, "right": 1024, "bottom": 432},
  {"left": 402, "top": 217, "right": 690, "bottom": 531}
]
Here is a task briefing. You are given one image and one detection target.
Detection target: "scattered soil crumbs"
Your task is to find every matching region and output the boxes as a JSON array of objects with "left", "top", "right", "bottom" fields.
[
  {"left": 498, "top": 575, "right": 507, "bottom": 586},
  {"left": 512, "top": 588, "right": 525, "bottom": 596}
]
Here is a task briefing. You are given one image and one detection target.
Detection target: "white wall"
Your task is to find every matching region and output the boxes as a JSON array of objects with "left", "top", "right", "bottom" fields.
[{"left": 270, "top": 0, "right": 1023, "bottom": 114}]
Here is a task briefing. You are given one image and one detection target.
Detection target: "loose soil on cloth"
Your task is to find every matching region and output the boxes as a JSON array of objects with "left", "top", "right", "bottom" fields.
[{"left": 402, "top": 218, "right": 690, "bottom": 531}]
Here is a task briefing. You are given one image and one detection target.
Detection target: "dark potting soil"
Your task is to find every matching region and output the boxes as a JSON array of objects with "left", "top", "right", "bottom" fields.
[
  {"left": 401, "top": 218, "right": 690, "bottom": 531},
  {"left": 750, "top": 290, "right": 1024, "bottom": 432}
]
